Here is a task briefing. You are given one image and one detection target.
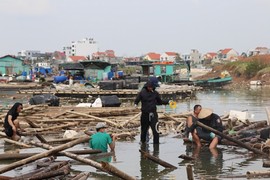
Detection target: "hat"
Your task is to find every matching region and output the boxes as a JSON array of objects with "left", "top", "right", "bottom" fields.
[
  {"left": 198, "top": 108, "right": 213, "bottom": 119},
  {"left": 96, "top": 122, "right": 108, "bottom": 129},
  {"left": 149, "top": 77, "right": 160, "bottom": 87}
]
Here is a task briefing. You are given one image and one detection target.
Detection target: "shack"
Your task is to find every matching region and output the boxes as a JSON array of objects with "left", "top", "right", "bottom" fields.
[
  {"left": 80, "top": 61, "right": 111, "bottom": 82},
  {"left": 0, "top": 55, "right": 30, "bottom": 75}
]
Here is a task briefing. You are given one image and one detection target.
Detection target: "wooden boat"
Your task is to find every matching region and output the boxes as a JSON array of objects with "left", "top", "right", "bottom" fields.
[{"left": 193, "top": 76, "right": 232, "bottom": 88}]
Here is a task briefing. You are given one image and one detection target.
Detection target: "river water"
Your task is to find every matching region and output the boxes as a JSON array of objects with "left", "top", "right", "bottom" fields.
[{"left": 1, "top": 86, "right": 270, "bottom": 179}]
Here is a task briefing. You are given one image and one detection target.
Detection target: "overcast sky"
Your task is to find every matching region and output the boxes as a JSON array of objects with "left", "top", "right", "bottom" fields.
[{"left": 1, "top": 0, "right": 269, "bottom": 57}]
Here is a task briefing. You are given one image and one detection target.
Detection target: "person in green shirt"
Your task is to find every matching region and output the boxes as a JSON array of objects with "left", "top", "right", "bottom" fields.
[{"left": 89, "top": 122, "right": 116, "bottom": 153}]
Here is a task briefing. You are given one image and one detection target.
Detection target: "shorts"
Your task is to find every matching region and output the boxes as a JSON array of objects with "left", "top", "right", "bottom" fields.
[
  {"left": 196, "top": 127, "right": 222, "bottom": 142},
  {"left": 5, "top": 126, "right": 13, "bottom": 137}
]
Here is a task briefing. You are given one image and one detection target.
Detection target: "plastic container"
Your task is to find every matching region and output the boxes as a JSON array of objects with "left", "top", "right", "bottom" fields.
[{"left": 54, "top": 76, "right": 67, "bottom": 83}]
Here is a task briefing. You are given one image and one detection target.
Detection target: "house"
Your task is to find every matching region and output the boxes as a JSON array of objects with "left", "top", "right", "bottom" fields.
[
  {"left": 182, "top": 49, "right": 202, "bottom": 64},
  {"left": 160, "top": 52, "right": 177, "bottom": 62},
  {"left": 144, "top": 53, "right": 161, "bottom": 62},
  {"left": 203, "top": 52, "right": 218, "bottom": 64},
  {"left": 248, "top": 47, "right": 270, "bottom": 56},
  {"left": 92, "top": 50, "right": 117, "bottom": 63},
  {"left": 80, "top": 61, "right": 111, "bottom": 81},
  {"left": 67, "top": 56, "right": 87, "bottom": 62},
  {"left": 0, "top": 55, "right": 30, "bottom": 76},
  {"left": 218, "top": 48, "right": 238, "bottom": 61}
]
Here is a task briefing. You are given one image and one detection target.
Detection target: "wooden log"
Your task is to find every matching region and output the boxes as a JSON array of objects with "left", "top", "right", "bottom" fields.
[
  {"left": 26, "top": 122, "right": 78, "bottom": 132},
  {"left": 163, "top": 113, "right": 184, "bottom": 123},
  {"left": 186, "top": 164, "right": 194, "bottom": 180},
  {"left": 196, "top": 121, "right": 267, "bottom": 156},
  {"left": 121, "top": 112, "right": 141, "bottom": 127},
  {"left": 71, "top": 172, "right": 90, "bottom": 180},
  {"left": 12, "top": 160, "right": 69, "bottom": 180},
  {"left": 246, "top": 170, "right": 270, "bottom": 178},
  {"left": 263, "top": 161, "right": 270, "bottom": 167},
  {"left": 0, "top": 149, "right": 102, "bottom": 160},
  {"left": 178, "top": 154, "right": 195, "bottom": 161},
  {"left": 0, "top": 135, "right": 89, "bottom": 174},
  {"left": 25, "top": 119, "right": 47, "bottom": 143},
  {"left": 66, "top": 111, "right": 120, "bottom": 127},
  {"left": 29, "top": 164, "right": 71, "bottom": 180},
  {"left": 0, "top": 175, "right": 12, "bottom": 180},
  {"left": 139, "top": 149, "right": 177, "bottom": 169},
  {"left": 29, "top": 141, "right": 134, "bottom": 180},
  {"left": 266, "top": 107, "right": 270, "bottom": 125},
  {"left": 3, "top": 138, "right": 31, "bottom": 148},
  {"left": 101, "top": 162, "right": 136, "bottom": 180}
]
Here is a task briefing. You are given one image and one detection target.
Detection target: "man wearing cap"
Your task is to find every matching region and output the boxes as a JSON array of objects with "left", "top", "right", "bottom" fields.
[
  {"left": 89, "top": 122, "right": 116, "bottom": 152},
  {"left": 195, "top": 108, "right": 223, "bottom": 149},
  {"left": 134, "top": 77, "right": 170, "bottom": 144}
]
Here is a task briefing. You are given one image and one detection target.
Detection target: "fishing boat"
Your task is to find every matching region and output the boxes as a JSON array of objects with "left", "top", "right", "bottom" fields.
[{"left": 193, "top": 76, "right": 232, "bottom": 88}]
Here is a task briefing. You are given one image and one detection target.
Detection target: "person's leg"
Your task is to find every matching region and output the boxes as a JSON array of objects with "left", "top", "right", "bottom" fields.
[
  {"left": 12, "top": 120, "right": 21, "bottom": 141},
  {"left": 192, "top": 129, "right": 202, "bottom": 147},
  {"left": 140, "top": 113, "right": 149, "bottom": 143},
  {"left": 209, "top": 137, "right": 219, "bottom": 149},
  {"left": 150, "top": 112, "right": 159, "bottom": 144}
]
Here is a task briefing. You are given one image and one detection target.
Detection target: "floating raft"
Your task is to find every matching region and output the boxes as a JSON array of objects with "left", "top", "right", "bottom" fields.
[{"left": 17, "top": 85, "right": 202, "bottom": 99}]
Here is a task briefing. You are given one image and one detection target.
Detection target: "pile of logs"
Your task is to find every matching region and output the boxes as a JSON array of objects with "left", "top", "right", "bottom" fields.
[{"left": 1, "top": 104, "right": 270, "bottom": 179}]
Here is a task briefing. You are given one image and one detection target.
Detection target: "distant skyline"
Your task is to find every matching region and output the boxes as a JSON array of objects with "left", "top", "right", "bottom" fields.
[{"left": 0, "top": 0, "right": 270, "bottom": 57}]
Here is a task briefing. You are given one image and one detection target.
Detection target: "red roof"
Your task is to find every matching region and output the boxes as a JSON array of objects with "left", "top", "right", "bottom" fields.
[
  {"left": 207, "top": 52, "right": 217, "bottom": 58},
  {"left": 165, "top": 52, "right": 177, "bottom": 56},
  {"left": 69, "top": 56, "right": 87, "bottom": 61},
  {"left": 147, "top": 53, "right": 160, "bottom": 60},
  {"left": 221, "top": 48, "right": 232, "bottom": 55}
]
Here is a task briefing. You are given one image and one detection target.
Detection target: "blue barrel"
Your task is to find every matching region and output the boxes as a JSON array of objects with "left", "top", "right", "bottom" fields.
[{"left": 54, "top": 76, "right": 67, "bottom": 83}]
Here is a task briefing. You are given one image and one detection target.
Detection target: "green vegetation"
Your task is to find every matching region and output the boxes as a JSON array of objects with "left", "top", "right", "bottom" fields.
[{"left": 224, "top": 55, "right": 270, "bottom": 78}]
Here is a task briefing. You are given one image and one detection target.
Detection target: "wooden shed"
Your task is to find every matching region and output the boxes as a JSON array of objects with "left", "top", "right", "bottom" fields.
[
  {"left": 0, "top": 55, "right": 30, "bottom": 75},
  {"left": 80, "top": 61, "right": 111, "bottom": 81}
]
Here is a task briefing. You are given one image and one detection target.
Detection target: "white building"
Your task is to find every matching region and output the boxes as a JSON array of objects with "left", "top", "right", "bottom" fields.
[
  {"left": 160, "top": 52, "right": 177, "bottom": 62},
  {"left": 182, "top": 49, "right": 202, "bottom": 64},
  {"left": 17, "top": 50, "right": 41, "bottom": 60},
  {"left": 63, "top": 38, "right": 98, "bottom": 59}
]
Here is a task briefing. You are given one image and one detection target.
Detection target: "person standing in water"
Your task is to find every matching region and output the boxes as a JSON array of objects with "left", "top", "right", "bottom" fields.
[{"left": 4, "top": 102, "right": 23, "bottom": 141}]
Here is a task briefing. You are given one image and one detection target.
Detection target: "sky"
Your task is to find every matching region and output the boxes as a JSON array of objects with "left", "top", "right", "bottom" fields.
[{"left": 0, "top": 0, "right": 270, "bottom": 57}]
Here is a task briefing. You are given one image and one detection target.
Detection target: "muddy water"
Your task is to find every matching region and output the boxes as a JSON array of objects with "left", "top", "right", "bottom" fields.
[{"left": 1, "top": 86, "right": 270, "bottom": 179}]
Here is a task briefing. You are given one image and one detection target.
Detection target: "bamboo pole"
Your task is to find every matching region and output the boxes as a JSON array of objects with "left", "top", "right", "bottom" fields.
[
  {"left": 0, "top": 149, "right": 102, "bottom": 160},
  {"left": 0, "top": 135, "right": 89, "bottom": 174},
  {"left": 30, "top": 141, "right": 134, "bottom": 180},
  {"left": 266, "top": 107, "right": 270, "bottom": 125},
  {"left": 101, "top": 162, "right": 136, "bottom": 180},
  {"left": 196, "top": 121, "right": 267, "bottom": 156},
  {"left": 25, "top": 119, "right": 47, "bottom": 143},
  {"left": 246, "top": 170, "right": 270, "bottom": 178},
  {"left": 186, "top": 164, "right": 194, "bottom": 180},
  {"left": 139, "top": 150, "right": 177, "bottom": 169},
  {"left": 66, "top": 111, "right": 120, "bottom": 127},
  {"left": 29, "top": 164, "right": 71, "bottom": 180},
  {"left": 121, "top": 112, "right": 141, "bottom": 127},
  {"left": 26, "top": 122, "right": 78, "bottom": 132},
  {"left": 3, "top": 138, "right": 31, "bottom": 148},
  {"left": 71, "top": 172, "right": 90, "bottom": 180}
]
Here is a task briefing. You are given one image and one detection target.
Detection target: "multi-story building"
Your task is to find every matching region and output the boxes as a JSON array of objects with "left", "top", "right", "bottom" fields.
[
  {"left": 182, "top": 49, "right": 202, "bottom": 64},
  {"left": 63, "top": 38, "right": 98, "bottom": 59}
]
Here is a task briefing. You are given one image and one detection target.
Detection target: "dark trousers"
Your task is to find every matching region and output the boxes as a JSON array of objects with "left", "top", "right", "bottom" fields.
[{"left": 140, "top": 112, "right": 159, "bottom": 144}]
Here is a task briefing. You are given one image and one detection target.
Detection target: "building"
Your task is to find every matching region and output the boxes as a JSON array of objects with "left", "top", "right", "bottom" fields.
[
  {"left": 144, "top": 52, "right": 161, "bottom": 62},
  {"left": 203, "top": 52, "right": 218, "bottom": 64},
  {"left": 0, "top": 55, "right": 30, "bottom": 75},
  {"left": 63, "top": 38, "right": 98, "bottom": 59},
  {"left": 248, "top": 47, "right": 270, "bottom": 56},
  {"left": 218, "top": 48, "right": 238, "bottom": 61},
  {"left": 92, "top": 50, "right": 117, "bottom": 63},
  {"left": 67, "top": 56, "right": 87, "bottom": 62},
  {"left": 182, "top": 49, "right": 202, "bottom": 64},
  {"left": 160, "top": 52, "right": 178, "bottom": 62}
]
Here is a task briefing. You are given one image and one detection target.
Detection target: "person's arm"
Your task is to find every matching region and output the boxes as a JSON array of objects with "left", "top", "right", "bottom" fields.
[
  {"left": 7, "top": 115, "right": 16, "bottom": 132},
  {"left": 155, "top": 92, "right": 169, "bottom": 105},
  {"left": 134, "top": 92, "right": 141, "bottom": 106},
  {"left": 109, "top": 134, "right": 117, "bottom": 152}
]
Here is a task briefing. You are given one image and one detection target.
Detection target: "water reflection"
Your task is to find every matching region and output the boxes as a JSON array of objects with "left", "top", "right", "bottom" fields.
[
  {"left": 140, "top": 143, "right": 159, "bottom": 179},
  {"left": 184, "top": 145, "right": 224, "bottom": 179}
]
